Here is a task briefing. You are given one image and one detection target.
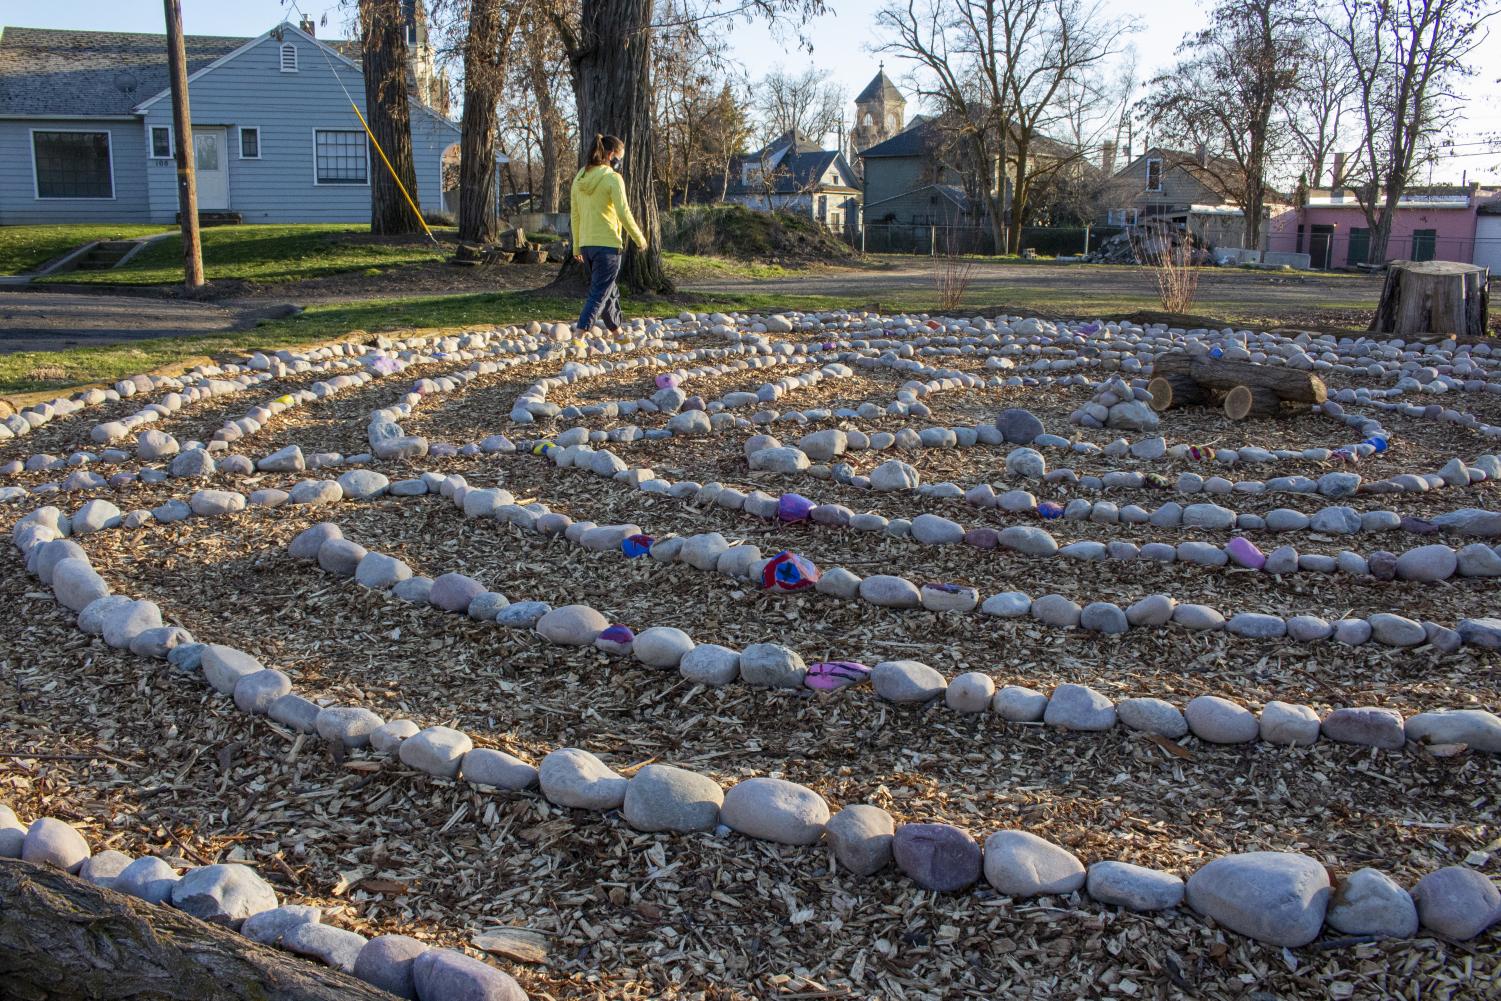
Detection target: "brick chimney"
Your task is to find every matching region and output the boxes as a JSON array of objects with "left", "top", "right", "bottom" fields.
[
  {"left": 1101, "top": 140, "right": 1117, "bottom": 176},
  {"left": 1331, "top": 152, "right": 1346, "bottom": 188},
  {"left": 299, "top": 16, "right": 316, "bottom": 36}
]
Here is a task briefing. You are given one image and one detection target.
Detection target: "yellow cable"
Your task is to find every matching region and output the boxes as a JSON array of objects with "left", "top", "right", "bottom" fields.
[{"left": 348, "top": 99, "right": 437, "bottom": 243}]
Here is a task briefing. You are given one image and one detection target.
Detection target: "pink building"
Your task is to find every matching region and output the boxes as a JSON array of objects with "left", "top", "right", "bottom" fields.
[{"left": 1266, "top": 183, "right": 1494, "bottom": 269}]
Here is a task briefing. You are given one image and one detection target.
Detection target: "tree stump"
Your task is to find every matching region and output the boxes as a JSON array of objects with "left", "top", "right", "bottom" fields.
[
  {"left": 1223, "top": 385, "right": 1282, "bottom": 420},
  {"left": 1369, "top": 260, "right": 1489, "bottom": 337},
  {"left": 0, "top": 859, "right": 397, "bottom": 1001}
]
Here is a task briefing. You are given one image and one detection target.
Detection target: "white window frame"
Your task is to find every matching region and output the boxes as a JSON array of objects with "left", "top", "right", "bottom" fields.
[
  {"left": 1146, "top": 157, "right": 1163, "bottom": 193},
  {"left": 30, "top": 128, "right": 116, "bottom": 201},
  {"left": 280, "top": 43, "right": 298, "bottom": 72},
  {"left": 148, "top": 124, "right": 173, "bottom": 159},
  {"left": 238, "top": 125, "right": 262, "bottom": 160},
  {"left": 311, "top": 128, "right": 370, "bottom": 187}
]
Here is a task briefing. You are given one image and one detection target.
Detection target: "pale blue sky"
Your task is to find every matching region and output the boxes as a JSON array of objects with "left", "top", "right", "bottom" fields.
[{"left": 10, "top": 0, "right": 1497, "bottom": 181}]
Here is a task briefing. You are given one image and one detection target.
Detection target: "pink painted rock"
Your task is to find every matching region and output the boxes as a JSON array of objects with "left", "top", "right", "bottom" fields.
[
  {"left": 655, "top": 373, "right": 681, "bottom": 390},
  {"left": 805, "top": 661, "right": 870, "bottom": 691},
  {"left": 1225, "top": 537, "right": 1267, "bottom": 570},
  {"left": 964, "top": 527, "right": 999, "bottom": 549}
]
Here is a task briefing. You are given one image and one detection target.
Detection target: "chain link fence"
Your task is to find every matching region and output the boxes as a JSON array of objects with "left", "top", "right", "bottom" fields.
[{"left": 860, "top": 223, "right": 1124, "bottom": 257}]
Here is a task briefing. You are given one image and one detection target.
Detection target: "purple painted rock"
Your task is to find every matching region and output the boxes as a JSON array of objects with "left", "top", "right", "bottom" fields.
[
  {"left": 655, "top": 373, "right": 681, "bottom": 390},
  {"left": 762, "top": 550, "right": 819, "bottom": 592},
  {"left": 964, "top": 527, "right": 1000, "bottom": 550},
  {"left": 595, "top": 624, "right": 635, "bottom": 657},
  {"left": 1226, "top": 537, "right": 1267, "bottom": 570},
  {"left": 1037, "top": 501, "right": 1065, "bottom": 520},
  {"left": 804, "top": 661, "right": 871, "bottom": 691},
  {"left": 1368, "top": 551, "right": 1398, "bottom": 581},
  {"left": 892, "top": 823, "right": 981, "bottom": 893},
  {"left": 1400, "top": 516, "right": 1439, "bottom": 536},
  {"left": 777, "top": 493, "right": 816, "bottom": 522},
  {"left": 429, "top": 573, "right": 486, "bottom": 613}
]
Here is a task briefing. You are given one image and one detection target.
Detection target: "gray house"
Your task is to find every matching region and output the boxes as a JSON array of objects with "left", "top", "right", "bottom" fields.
[
  {"left": 724, "top": 130, "right": 862, "bottom": 238},
  {"left": 0, "top": 21, "right": 460, "bottom": 225}
]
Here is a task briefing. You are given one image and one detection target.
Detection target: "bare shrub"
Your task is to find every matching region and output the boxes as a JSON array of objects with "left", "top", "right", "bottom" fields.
[
  {"left": 932, "top": 233, "right": 978, "bottom": 312},
  {"left": 1135, "top": 230, "right": 1201, "bottom": 313}
]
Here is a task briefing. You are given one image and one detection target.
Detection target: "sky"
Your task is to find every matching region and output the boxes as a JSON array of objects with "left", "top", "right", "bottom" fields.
[{"left": 13, "top": 0, "right": 1500, "bottom": 182}]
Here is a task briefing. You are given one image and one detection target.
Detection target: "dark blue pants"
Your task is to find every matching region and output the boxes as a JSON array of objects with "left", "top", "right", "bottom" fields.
[{"left": 577, "top": 246, "right": 622, "bottom": 332}]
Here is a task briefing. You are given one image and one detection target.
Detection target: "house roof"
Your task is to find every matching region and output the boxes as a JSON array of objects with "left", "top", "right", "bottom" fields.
[
  {"left": 856, "top": 67, "right": 904, "bottom": 106},
  {"left": 0, "top": 26, "right": 247, "bottom": 117},
  {"left": 732, "top": 143, "right": 858, "bottom": 195},
  {"left": 858, "top": 117, "right": 940, "bottom": 159}
]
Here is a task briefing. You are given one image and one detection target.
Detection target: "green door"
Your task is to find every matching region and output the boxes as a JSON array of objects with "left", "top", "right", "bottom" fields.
[
  {"left": 1412, "top": 229, "right": 1437, "bottom": 261},
  {"left": 1347, "top": 227, "right": 1369, "bottom": 266}
]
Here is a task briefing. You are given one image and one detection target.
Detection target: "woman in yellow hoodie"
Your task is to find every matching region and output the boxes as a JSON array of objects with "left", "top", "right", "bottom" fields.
[{"left": 570, "top": 134, "right": 647, "bottom": 336}]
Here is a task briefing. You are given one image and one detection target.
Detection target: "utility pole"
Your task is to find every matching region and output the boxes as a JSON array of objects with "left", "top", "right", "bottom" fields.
[{"left": 164, "top": 0, "right": 203, "bottom": 288}]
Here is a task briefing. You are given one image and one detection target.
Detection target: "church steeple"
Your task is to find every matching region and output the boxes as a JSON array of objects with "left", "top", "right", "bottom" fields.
[{"left": 852, "top": 63, "right": 905, "bottom": 152}]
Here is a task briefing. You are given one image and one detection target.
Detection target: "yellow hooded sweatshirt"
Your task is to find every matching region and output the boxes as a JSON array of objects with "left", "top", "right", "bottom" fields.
[{"left": 569, "top": 165, "right": 647, "bottom": 251}]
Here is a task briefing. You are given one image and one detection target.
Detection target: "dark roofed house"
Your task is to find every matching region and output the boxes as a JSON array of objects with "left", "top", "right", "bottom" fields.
[
  {"left": 857, "top": 115, "right": 997, "bottom": 250},
  {"left": 724, "top": 130, "right": 861, "bottom": 239},
  {"left": 0, "top": 17, "right": 465, "bottom": 225}
]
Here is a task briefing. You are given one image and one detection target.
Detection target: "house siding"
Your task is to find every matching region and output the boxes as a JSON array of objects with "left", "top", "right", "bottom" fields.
[
  {"left": 138, "top": 34, "right": 456, "bottom": 224},
  {"left": 1266, "top": 199, "right": 1480, "bottom": 267},
  {"left": 0, "top": 118, "right": 151, "bottom": 224},
  {"left": 862, "top": 157, "right": 927, "bottom": 217}
]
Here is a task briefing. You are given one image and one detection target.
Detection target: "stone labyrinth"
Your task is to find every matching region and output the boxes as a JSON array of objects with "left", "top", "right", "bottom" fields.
[{"left": 2, "top": 309, "right": 1499, "bottom": 999}]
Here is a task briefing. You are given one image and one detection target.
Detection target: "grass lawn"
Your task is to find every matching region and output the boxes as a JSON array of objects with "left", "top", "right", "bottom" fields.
[
  {"left": 41, "top": 224, "right": 455, "bottom": 286},
  {"left": 0, "top": 224, "right": 170, "bottom": 276},
  {"left": 0, "top": 289, "right": 853, "bottom": 398}
]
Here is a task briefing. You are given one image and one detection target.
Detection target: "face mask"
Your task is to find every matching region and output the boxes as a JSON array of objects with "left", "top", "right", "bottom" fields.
[{"left": 609, "top": 156, "right": 622, "bottom": 171}]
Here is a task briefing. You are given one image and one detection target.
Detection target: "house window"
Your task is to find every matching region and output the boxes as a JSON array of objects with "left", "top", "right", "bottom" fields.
[
  {"left": 817, "top": 195, "right": 827, "bottom": 220},
  {"left": 314, "top": 129, "right": 367, "bottom": 184},
  {"left": 1146, "top": 158, "right": 1163, "bottom": 192},
  {"left": 239, "top": 127, "right": 261, "bottom": 159},
  {"left": 150, "top": 126, "right": 172, "bottom": 159},
  {"left": 280, "top": 43, "right": 298, "bottom": 72},
  {"left": 32, "top": 130, "right": 113, "bottom": 199}
]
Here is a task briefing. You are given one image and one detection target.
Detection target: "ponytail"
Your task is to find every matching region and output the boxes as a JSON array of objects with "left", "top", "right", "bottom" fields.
[{"left": 587, "top": 133, "right": 624, "bottom": 168}]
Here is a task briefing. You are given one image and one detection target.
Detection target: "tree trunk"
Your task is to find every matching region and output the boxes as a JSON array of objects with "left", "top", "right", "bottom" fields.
[
  {"left": 459, "top": 0, "right": 504, "bottom": 244},
  {"left": 359, "top": 0, "right": 422, "bottom": 235},
  {"left": 0, "top": 859, "right": 396, "bottom": 1000},
  {"left": 528, "top": 48, "right": 563, "bottom": 214},
  {"left": 564, "top": 0, "right": 672, "bottom": 294},
  {"left": 1370, "top": 261, "right": 1490, "bottom": 337},
  {"left": 1008, "top": 141, "right": 1029, "bottom": 256}
]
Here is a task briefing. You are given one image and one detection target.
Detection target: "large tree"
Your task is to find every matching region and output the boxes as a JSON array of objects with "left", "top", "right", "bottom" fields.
[
  {"left": 754, "top": 67, "right": 846, "bottom": 143},
  {"left": 1330, "top": 0, "right": 1496, "bottom": 263},
  {"left": 1140, "top": 0, "right": 1306, "bottom": 250},
  {"left": 359, "top": 0, "right": 424, "bottom": 234},
  {"left": 1282, "top": 26, "right": 1360, "bottom": 187},
  {"left": 458, "top": 0, "right": 522, "bottom": 243},
  {"left": 551, "top": 0, "right": 672, "bottom": 293}
]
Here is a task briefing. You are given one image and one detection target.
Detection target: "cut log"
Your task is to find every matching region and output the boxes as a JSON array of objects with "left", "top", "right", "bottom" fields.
[
  {"left": 1369, "top": 260, "right": 1489, "bottom": 337},
  {"left": 1148, "top": 373, "right": 1208, "bottom": 412},
  {"left": 1223, "top": 384, "right": 1282, "bottom": 420},
  {"left": 1151, "top": 352, "right": 1327, "bottom": 405},
  {"left": 0, "top": 859, "right": 397, "bottom": 1001}
]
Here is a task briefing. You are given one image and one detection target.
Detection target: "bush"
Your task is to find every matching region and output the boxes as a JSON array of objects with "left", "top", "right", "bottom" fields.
[
  {"left": 662, "top": 204, "right": 855, "bottom": 262},
  {"left": 423, "top": 211, "right": 455, "bottom": 227}
]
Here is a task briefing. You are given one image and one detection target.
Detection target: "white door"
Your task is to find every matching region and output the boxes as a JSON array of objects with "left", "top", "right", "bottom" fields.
[
  {"left": 1476, "top": 216, "right": 1501, "bottom": 274},
  {"left": 193, "top": 128, "right": 228, "bottom": 210}
]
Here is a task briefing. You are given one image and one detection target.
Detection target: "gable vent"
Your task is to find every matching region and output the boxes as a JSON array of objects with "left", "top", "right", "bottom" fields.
[{"left": 280, "top": 43, "right": 298, "bottom": 72}]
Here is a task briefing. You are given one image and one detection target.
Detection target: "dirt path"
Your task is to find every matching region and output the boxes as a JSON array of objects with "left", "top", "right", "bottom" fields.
[{"left": 0, "top": 291, "right": 289, "bottom": 353}]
